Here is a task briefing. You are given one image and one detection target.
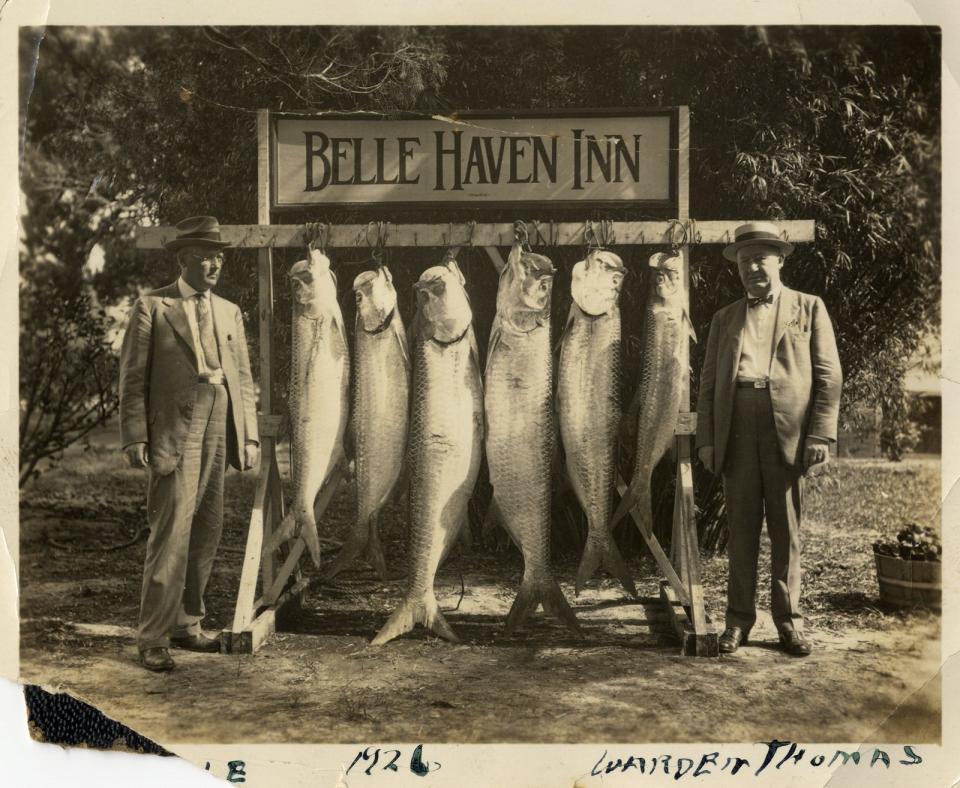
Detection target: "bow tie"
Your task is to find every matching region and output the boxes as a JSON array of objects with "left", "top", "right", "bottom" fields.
[{"left": 748, "top": 294, "right": 774, "bottom": 307}]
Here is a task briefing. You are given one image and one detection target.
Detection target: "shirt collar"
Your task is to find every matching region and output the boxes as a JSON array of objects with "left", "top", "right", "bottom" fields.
[
  {"left": 177, "top": 277, "right": 210, "bottom": 300},
  {"left": 746, "top": 284, "right": 782, "bottom": 304}
]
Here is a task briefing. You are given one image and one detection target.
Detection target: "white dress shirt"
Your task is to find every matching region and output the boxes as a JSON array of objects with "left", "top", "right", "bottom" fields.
[
  {"left": 177, "top": 277, "right": 220, "bottom": 376},
  {"left": 737, "top": 285, "right": 781, "bottom": 380}
]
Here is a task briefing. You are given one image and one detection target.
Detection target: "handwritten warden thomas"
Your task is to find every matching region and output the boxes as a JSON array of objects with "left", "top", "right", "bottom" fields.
[
  {"left": 119, "top": 216, "right": 259, "bottom": 672},
  {"left": 696, "top": 221, "right": 842, "bottom": 658}
]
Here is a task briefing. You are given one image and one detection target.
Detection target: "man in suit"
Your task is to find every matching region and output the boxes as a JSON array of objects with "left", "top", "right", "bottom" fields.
[
  {"left": 696, "top": 221, "right": 842, "bottom": 657},
  {"left": 119, "top": 216, "right": 259, "bottom": 672}
]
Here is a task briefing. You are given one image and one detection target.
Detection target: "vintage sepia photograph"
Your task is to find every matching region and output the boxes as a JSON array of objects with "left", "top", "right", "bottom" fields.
[{"left": 9, "top": 10, "right": 951, "bottom": 784}]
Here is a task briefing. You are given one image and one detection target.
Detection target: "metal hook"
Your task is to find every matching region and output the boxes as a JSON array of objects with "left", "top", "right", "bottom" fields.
[
  {"left": 666, "top": 219, "right": 688, "bottom": 252},
  {"left": 514, "top": 220, "right": 530, "bottom": 251},
  {"left": 304, "top": 221, "right": 323, "bottom": 251},
  {"left": 466, "top": 220, "right": 477, "bottom": 247},
  {"left": 584, "top": 220, "right": 603, "bottom": 252},
  {"left": 365, "top": 221, "right": 380, "bottom": 250}
]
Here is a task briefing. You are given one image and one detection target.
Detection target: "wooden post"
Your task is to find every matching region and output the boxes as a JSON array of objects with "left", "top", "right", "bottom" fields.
[{"left": 223, "top": 110, "right": 298, "bottom": 653}]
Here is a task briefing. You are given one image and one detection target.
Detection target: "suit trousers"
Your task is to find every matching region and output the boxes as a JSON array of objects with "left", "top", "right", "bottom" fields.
[
  {"left": 137, "top": 383, "right": 227, "bottom": 650},
  {"left": 722, "top": 387, "right": 804, "bottom": 633}
]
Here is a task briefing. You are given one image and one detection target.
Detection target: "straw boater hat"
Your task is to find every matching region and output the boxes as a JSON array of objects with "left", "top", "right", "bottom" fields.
[
  {"left": 163, "top": 216, "right": 231, "bottom": 252},
  {"left": 722, "top": 221, "right": 794, "bottom": 262}
]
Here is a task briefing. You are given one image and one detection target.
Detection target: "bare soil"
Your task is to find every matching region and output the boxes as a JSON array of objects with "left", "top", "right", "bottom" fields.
[{"left": 18, "top": 429, "right": 942, "bottom": 745}]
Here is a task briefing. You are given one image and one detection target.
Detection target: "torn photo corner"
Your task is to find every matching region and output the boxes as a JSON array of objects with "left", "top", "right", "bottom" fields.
[{"left": 3, "top": 3, "right": 959, "bottom": 787}]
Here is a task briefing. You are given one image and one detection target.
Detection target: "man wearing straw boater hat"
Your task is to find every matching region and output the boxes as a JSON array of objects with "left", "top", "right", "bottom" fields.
[
  {"left": 696, "top": 221, "right": 842, "bottom": 657},
  {"left": 119, "top": 216, "right": 259, "bottom": 672}
]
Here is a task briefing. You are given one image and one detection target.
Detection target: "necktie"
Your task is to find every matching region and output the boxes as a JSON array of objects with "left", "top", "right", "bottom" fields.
[
  {"left": 749, "top": 293, "right": 774, "bottom": 308},
  {"left": 195, "top": 293, "right": 221, "bottom": 371}
]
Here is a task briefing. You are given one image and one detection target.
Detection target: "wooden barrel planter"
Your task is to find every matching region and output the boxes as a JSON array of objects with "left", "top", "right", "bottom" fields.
[{"left": 874, "top": 551, "right": 941, "bottom": 609}]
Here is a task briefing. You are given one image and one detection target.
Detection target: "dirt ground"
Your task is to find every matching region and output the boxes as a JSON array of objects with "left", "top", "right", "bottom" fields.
[{"left": 17, "top": 427, "right": 942, "bottom": 745}]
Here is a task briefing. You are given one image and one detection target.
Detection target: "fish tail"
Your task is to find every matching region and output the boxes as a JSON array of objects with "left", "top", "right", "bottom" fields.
[
  {"left": 505, "top": 575, "right": 583, "bottom": 638},
  {"left": 299, "top": 505, "right": 322, "bottom": 568},
  {"left": 321, "top": 517, "right": 372, "bottom": 582},
  {"left": 370, "top": 591, "right": 460, "bottom": 647},
  {"left": 576, "top": 532, "right": 637, "bottom": 598},
  {"left": 274, "top": 506, "right": 321, "bottom": 568},
  {"left": 610, "top": 479, "right": 639, "bottom": 528},
  {"left": 365, "top": 518, "right": 389, "bottom": 581}
]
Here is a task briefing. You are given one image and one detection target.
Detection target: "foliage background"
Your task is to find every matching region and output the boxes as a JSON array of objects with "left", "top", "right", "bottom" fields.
[{"left": 19, "top": 26, "right": 940, "bottom": 550}]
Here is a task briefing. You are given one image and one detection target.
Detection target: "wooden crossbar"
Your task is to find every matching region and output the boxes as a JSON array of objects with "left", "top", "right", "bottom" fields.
[{"left": 134, "top": 219, "right": 815, "bottom": 251}]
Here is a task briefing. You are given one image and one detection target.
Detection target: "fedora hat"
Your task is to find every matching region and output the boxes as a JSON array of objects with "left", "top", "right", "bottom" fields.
[
  {"left": 164, "top": 216, "right": 231, "bottom": 252},
  {"left": 722, "top": 221, "right": 794, "bottom": 262}
]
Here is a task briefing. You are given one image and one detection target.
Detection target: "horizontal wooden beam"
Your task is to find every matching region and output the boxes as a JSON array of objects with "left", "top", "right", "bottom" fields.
[{"left": 135, "top": 220, "right": 815, "bottom": 250}]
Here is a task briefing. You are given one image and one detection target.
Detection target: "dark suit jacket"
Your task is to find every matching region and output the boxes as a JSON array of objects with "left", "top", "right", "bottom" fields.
[
  {"left": 695, "top": 286, "right": 842, "bottom": 473},
  {"left": 118, "top": 281, "right": 259, "bottom": 475}
]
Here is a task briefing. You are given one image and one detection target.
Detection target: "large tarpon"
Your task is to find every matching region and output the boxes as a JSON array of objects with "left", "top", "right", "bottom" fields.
[
  {"left": 485, "top": 246, "right": 582, "bottom": 636},
  {"left": 324, "top": 266, "right": 409, "bottom": 581},
  {"left": 371, "top": 260, "right": 483, "bottom": 646},
  {"left": 611, "top": 252, "right": 695, "bottom": 532},
  {"left": 276, "top": 248, "right": 350, "bottom": 567},
  {"left": 557, "top": 249, "right": 637, "bottom": 596}
]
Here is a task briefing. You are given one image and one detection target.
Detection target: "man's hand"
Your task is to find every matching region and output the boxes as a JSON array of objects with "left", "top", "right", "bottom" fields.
[
  {"left": 698, "top": 445, "right": 715, "bottom": 474},
  {"left": 124, "top": 442, "right": 149, "bottom": 469},
  {"left": 243, "top": 442, "right": 260, "bottom": 471},
  {"left": 804, "top": 437, "right": 830, "bottom": 474}
]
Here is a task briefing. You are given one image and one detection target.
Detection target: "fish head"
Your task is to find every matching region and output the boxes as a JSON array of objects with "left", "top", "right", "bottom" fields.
[
  {"left": 353, "top": 266, "right": 397, "bottom": 332},
  {"left": 414, "top": 264, "right": 472, "bottom": 342},
  {"left": 499, "top": 250, "right": 555, "bottom": 325},
  {"left": 571, "top": 250, "right": 626, "bottom": 315},
  {"left": 648, "top": 252, "right": 684, "bottom": 303},
  {"left": 289, "top": 248, "right": 338, "bottom": 319}
]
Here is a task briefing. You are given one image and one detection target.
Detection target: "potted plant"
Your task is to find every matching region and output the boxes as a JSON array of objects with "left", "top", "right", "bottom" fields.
[{"left": 872, "top": 523, "right": 941, "bottom": 609}]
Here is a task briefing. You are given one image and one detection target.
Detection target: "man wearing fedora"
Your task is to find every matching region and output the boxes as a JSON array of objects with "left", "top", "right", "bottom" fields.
[
  {"left": 696, "top": 220, "right": 842, "bottom": 657},
  {"left": 119, "top": 216, "right": 259, "bottom": 672}
]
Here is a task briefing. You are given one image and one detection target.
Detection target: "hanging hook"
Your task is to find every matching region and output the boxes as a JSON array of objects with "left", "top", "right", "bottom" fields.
[
  {"left": 514, "top": 220, "right": 530, "bottom": 251},
  {"left": 466, "top": 220, "right": 477, "bottom": 247},
  {"left": 666, "top": 218, "right": 688, "bottom": 253},
  {"left": 304, "top": 221, "right": 323, "bottom": 251},
  {"left": 584, "top": 220, "right": 604, "bottom": 252}
]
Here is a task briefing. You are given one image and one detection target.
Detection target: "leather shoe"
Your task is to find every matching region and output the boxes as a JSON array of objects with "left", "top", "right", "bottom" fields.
[
  {"left": 170, "top": 632, "right": 221, "bottom": 653},
  {"left": 779, "top": 629, "right": 812, "bottom": 657},
  {"left": 140, "top": 647, "right": 175, "bottom": 672},
  {"left": 719, "top": 626, "right": 748, "bottom": 654}
]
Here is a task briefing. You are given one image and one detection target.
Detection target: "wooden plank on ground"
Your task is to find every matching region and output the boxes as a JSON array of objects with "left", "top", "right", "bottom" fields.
[
  {"left": 660, "top": 581, "right": 719, "bottom": 657},
  {"left": 135, "top": 220, "right": 817, "bottom": 250}
]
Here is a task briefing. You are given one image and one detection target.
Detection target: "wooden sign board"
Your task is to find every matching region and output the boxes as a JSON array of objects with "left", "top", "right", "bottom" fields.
[{"left": 272, "top": 109, "right": 678, "bottom": 212}]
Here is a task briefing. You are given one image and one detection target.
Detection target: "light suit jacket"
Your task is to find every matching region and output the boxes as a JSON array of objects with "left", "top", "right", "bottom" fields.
[
  {"left": 118, "top": 281, "right": 259, "bottom": 475},
  {"left": 695, "top": 286, "right": 842, "bottom": 473}
]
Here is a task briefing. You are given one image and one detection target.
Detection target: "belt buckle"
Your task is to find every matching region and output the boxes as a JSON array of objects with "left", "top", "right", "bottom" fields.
[{"left": 753, "top": 378, "right": 768, "bottom": 389}]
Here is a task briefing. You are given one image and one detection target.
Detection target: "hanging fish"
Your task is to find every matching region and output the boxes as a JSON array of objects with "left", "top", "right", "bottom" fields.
[
  {"left": 323, "top": 265, "right": 409, "bottom": 581},
  {"left": 275, "top": 248, "right": 350, "bottom": 567},
  {"left": 485, "top": 245, "right": 582, "bottom": 636},
  {"left": 611, "top": 251, "right": 695, "bottom": 533},
  {"left": 371, "top": 260, "right": 483, "bottom": 646},
  {"left": 557, "top": 249, "right": 636, "bottom": 596}
]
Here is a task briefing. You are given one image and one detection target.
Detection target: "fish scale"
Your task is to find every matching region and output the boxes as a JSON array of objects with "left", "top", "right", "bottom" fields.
[
  {"left": 371, "top": 262, "right": 483, "bottom": 646},
  {"left": 557, "top": 302, "right": 636, "bottom": 596},
  {"left": 611, "top": 253, "right": 693, "bottom": 533},
  {"left": 278, "top": 249, "right": 350, "bottom": 568},
  {"left": 323, "top": 272, "right": 409, "bottom": 581},
  {"left": 485, "top": 249, "right": 582, "bottom": 637}
]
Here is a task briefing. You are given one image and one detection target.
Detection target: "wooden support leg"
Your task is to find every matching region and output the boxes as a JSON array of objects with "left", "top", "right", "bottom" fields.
[
  {"left": 616, "top": 474, "right": 692, "bottom": 608},
  {"left": 664, "top": 436, "right": 718, "bottom": 657}
]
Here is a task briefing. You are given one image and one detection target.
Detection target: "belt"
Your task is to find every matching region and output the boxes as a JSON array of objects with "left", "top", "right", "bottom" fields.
[
  {"left": 198, "top": 373, "right": 225, "bottom": 385},
  {"left": 736, "top": 377, "right": 769, "bottom": 389}
]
